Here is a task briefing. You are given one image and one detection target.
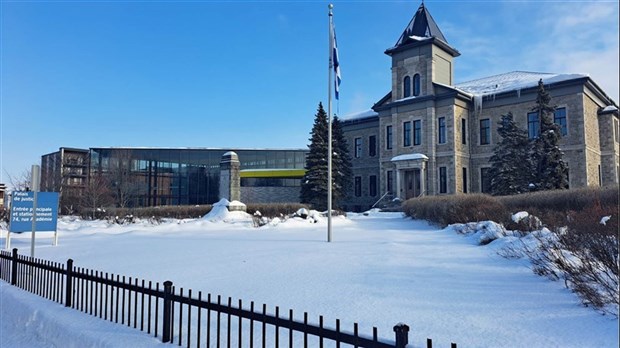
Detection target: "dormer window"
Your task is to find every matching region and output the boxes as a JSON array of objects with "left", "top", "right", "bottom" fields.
[
  {"left": 413, "top": 74, "right": 421, "bottom": 96},
  {"left": 403, "top": 76, "right": 411, "bottom": 98}
]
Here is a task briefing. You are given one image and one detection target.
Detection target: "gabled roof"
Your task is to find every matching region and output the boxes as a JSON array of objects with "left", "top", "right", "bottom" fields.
[{"left": 385, "top": 3, "right": 459, "bottom": 57}]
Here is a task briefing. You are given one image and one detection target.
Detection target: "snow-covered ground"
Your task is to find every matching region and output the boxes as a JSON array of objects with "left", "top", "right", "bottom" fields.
[{"left": 1, "top": 210, "right": 618, "bottom": 347}]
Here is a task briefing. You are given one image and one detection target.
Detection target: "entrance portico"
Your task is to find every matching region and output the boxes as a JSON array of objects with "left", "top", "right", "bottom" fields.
[{"left": 391, "top": 154, "right": 428, "bottom": 200}]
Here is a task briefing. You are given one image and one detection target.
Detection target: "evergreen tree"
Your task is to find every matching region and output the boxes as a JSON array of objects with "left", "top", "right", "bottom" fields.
[
  {"left": 488, "top": 112, "right": 531, "bottom": 195},
  {"left": 332, "top": 116, "right": 353, "bottom": 205},
  {"left": 300, "top": 103, "right": 352, "bottom": 210},
  {"left": 530, "top": 79, "right": 569, "bottom": 191}
]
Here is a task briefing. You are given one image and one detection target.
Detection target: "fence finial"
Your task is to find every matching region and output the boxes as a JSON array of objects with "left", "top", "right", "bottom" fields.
[{"left": 394, "top": 323, "right": 410, "bottom": 348}]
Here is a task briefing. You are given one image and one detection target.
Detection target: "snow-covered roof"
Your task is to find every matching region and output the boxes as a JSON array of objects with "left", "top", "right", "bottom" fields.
[
  {"left": 602, "top": 105, "right": 618, "bottom": 112},
  {"left": 391, "top": 153, "right": 429, "bottom": 162},
  {"left": 341, "top": 109, "right": 379, "bottom": 121},
  {"left": 456, "top": 71, "right": 587, "bottom": 97}
]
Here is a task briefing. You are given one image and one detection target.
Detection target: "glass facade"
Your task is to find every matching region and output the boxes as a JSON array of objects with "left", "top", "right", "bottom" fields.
[{"left": 89, "top": 148, "right": 307, "bottom": 207}]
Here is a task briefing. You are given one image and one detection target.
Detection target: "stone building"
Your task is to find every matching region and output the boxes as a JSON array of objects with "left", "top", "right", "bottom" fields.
[{"left": 341, "top": 3, "right": 619, "bottom": 211}]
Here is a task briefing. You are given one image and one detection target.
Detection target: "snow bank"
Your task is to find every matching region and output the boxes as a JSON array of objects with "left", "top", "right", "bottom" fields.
[
  {"left": 0, "top": 283, "right": 164, "bottom": 347},
  {"left": 450, "top": 220, "right": 519, "bottom": 245},
  {"left": 202, "top": 199, "right": 253, "bottom": 224}
]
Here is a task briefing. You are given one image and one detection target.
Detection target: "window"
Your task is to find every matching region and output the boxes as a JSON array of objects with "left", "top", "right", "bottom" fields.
[
  {"left": 404, "top": 121, "right": 412, "bottom": 147},
  {"left": 480, "top": 168, "right": 491, "bottom": 194},
  {"left": 528, "top": 112, "right": 540, "bottom": 139},
  {"left": 369, "top": 136, "right": 376, "bottom": 157},
  {"left": 462, "top": 167, "right": 468, "bottom": 193},
  {"left": 439, "top": 167, "right": 447, "bottom": 193},
  {"left": 438, "top": 117, "right": 446, "bottom": 144},
  {"left": 354, "top": 137, "right": 362, "bottom": 158},
  {"left": 554, "top": 108, "right": 567, "bottom": 136},
  {"left": 480, "top": 119, "right": 490, "bottom": 145},
  {"left": 413, "top": 74, "right": 421, "bottom": 96},
  {"left": 387, "top": 170, "right": 394, "bottom": 194},
  {"left": 386, "top": 125, "right": 393, "bottom": 150},
  {"left": 403, "top": 76, "right": 411, "bottom": 98},
  {"left": 354, "top": 176, "right": 362, "bottom": 197},
  {"left": 369, "top": 175, "right": 377, "bottom": 197},
  {"left": 615, "top": 119, "right": 619, "bottom": 143},
  {"left": 413, "top": 120, "right": 422, "bottom": 146},
  {"left": 598, "top": 165, "right": 602, "bottom": 186},
  {"left": 461, "top": 118, "right": 467, "bottom": 145}
]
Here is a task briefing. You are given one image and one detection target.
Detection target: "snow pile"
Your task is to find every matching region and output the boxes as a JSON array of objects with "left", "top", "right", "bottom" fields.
[
  {"left": 0, "top": 282, "right": 164, "bottom": 347},
  {"left": 511, "top": 211, "right": 543, "bottom": 230},
  {"left": 202, "top": 199, "right": 253, "bottom": 224},
  {"left": 450, "top": 220, "right": 520, "bottom": 245}
]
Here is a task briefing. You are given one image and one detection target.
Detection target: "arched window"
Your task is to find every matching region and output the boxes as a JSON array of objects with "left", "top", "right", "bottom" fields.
[
  {"left": 403, "top": 76, "right": 411, "bottom": 98},
  {"left": 413, "top": 74, "right": 421, "bottom": 96}
]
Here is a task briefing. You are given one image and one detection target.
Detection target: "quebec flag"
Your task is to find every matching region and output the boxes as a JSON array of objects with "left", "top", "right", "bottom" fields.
[{"left": 331, "top": 22, "right": 341, "bottom": 100}]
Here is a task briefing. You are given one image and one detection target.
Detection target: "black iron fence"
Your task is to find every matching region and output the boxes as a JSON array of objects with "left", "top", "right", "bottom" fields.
[{"left": 0, "top": 248, "right": 457, "bottom": 347}]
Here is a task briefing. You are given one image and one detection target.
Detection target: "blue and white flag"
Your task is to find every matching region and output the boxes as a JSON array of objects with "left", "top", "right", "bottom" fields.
[{"left": 331, "top": 21, "right": 341, "bottom": 100}]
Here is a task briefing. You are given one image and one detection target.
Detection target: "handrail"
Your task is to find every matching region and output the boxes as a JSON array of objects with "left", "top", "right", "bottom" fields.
[{"left": 371, "top": 191, "right": 391, "bottom": 208}]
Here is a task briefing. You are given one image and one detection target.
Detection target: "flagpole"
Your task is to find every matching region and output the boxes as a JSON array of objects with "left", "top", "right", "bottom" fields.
[{"left": 327, "top": 4, "right": 334, "bottom": 243}]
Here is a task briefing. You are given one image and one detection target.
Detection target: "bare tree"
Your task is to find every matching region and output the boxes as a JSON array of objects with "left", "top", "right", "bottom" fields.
[
  {"left": 4, "top": 168, "right": 32, "bottom": 191},
  {"left": 80, "top": 175, "right": 113, "bottom": 219},
  {"left": 107, "top": 150, "right": 142, "bottom": 208}
]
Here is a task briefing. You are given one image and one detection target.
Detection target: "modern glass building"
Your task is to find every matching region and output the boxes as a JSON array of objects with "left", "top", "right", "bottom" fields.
[
  {"left": 43, "top": 147, "right": 307, "bottom": 208},
  {"left": 89, "top": 148, "right": 308, "bottom": 206}
]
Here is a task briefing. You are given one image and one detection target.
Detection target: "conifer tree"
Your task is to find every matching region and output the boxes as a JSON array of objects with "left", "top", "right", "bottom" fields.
[
  {"left": 530, "top": 79, "right": 569, "bottom": 191},
  {"left": 300, "top": 103, "right": 352, "bottom": 210},
  {"left": 332, "top": 116, "right": 353, "bottom": 205},
  {"left": 488, "top": 112, "right": 531, "bottom": 195}
]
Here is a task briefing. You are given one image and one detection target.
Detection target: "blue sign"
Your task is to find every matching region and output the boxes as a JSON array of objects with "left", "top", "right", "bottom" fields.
[{"left": 9, "top": 191, "right": 59, "bottom": 233}]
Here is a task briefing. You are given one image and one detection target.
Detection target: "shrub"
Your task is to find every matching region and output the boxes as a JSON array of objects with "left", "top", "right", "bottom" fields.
[
  {"left": 403, "top": 194, "right": 509, "bottom": 226},
  {"left": 521, "top": 201, "right": 618, "bottom": 315},
  {"left": 81, "top": 205, "right": 213, "bottom": 220},
  {"left": 246, "top": 203, "right": 310, "bottom": 218},
  {"left": 498, "top": 186, "right": 618, "bottom": 230}
]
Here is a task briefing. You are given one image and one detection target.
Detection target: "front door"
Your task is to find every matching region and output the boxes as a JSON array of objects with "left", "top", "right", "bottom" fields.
[{"left": 404, "top": 170, "right": 421, "bottom": 199}]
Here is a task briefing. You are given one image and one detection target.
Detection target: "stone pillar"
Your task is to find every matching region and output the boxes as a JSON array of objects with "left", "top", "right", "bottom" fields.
[{"left": 219, "top": 151, "right": 241, "bottom": 202}]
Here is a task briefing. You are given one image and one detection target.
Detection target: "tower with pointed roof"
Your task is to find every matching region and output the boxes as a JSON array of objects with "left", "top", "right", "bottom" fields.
[{"left": 385, "top": 2, "right": 460, "bottom": 100}]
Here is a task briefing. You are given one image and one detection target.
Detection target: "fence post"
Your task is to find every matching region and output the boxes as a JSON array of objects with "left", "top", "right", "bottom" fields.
[
  {"left": 162, "top": 280, "right": 173, "bottom": 343},
  {"left": 11, "top": 248, "right": 18, "bottom": 286},
  {"left": 393, "top": 323, "right": 409, "bottom": 348},
  {"left": 65, "top": 259, "right": 74, "bottom": 307}
]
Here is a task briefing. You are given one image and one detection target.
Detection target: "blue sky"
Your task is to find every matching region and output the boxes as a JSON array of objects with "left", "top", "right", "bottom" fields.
[{"left": 1, "top": 0, "right": 618, "bottom": 187}]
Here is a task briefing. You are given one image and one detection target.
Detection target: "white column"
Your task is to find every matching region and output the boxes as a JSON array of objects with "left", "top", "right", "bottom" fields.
[
  {"left": 395, "top": 169, "right": 402, "bottom": 200},
  {"left": 420, "top": 162, "right": 426, "bottom": 196}
]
